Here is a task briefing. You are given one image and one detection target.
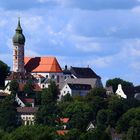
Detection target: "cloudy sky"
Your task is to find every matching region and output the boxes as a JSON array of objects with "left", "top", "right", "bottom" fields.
[{"left": 0, "top": 0, "right": 140, "bottom": 85}]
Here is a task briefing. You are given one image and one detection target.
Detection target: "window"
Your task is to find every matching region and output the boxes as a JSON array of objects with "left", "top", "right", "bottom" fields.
[
  {"left": 51, "top": 75, "right": 55, "bottom": 79},
  {"left": 57, "top": 75, "right": 59, "bottom": 83}
]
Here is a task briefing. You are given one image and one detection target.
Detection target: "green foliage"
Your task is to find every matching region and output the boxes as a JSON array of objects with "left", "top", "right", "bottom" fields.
[
  {"left": 9, "top": 80, "right": 19, "bottom": 95},
  {"left": 0, "top": 76, "right": 139, "bottom": 139},
  {"left": 87, "top": 87, "right": 106, "bottom": 98},
  {"left": 0, "top": 95, "right": 17, "bottom": 131},
  {"left": 79, "top": 128, "right": 111, "bottom": 140},
  {"left": 23, "top": 79, "right": 34, "bottom": 97},
  {"left": 80, "top": 130, "right": 101, "bottom": 140},
  {"left": 106, "top": 78, "right": 134, "bottom": 93},
  {"left": 2, "top": 125, "right": 56, "bottom": 140},
  {"left": 63, "top": 129, "right": 81, "bottom": 140},
  {"left": 61, "top": 93, "right": 73, "bottom": 102},
  {"left": 97, "top": 109, "right": 115, "bottom": 129},
  {"left": 107, "top": 95, "right": 126, "bottom": 123},
  {"left": 116, "top": 107, "right": 140, "bottom": 133},
  {"left": 0, "top": 60, "right": 9, "bottom": 88},
  {"left": 125, "top": 126, "right": 140, "bottom": 140},
  {"left": 36, "top": 81, "right": 59, "bottom": 126},
  {"left": 64, "top": 101, "right": 92, "bottom": 131},
  {"left": 0, "top": 130, "right": 8, "bottom": 140},
  {"left": 86, "top": 96, "right": 107, "bottom": 120},
  {"left": 34, "top": 92, "right": 42, "bottom": 105}
]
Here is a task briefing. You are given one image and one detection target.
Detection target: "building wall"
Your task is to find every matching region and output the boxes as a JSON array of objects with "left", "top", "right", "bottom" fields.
[
  {"left": 71, "top": 90, "right": 89, "bottom": 96},
  {"left": 17, "top": 113, "right": 35, "bottom": 125},
  {"left": 60, "top": 84, "right": 72, "bottom": 98},
  {"left": 32, "top": 72, "right": 64, "bottom": 89},
  {"left": 60, "top": 84, "right": 90, "bottom": 98},
  {"left": 13, "top": 44, "right": 24, "bottom": 72}
]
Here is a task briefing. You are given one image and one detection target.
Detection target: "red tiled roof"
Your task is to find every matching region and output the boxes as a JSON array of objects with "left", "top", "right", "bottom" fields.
[
  {"left": 19, "top": 83, "right": 41, "bottom": 92},
  {"left": 60, "top": 118, "right": 69, "bottom": 123},
  {"left": 33, "top": 74, "right": 44, "bottom": 78},
  {"left": 17, "top": 107, "right": 38, "bottom": 113},
  {"left": 24, "top": 57, "right": 62, "bottom": 73},
  {"left": 21, "top": 98, "right": 34, "bottom": 103},
  {"left": 0, "top": 92, "right": 8, "bottom": 97},
  {"left": 57, "top": 130, "right": 68, "bottom": 135}
]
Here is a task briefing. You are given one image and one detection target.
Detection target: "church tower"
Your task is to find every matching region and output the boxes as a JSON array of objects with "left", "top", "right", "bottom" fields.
[{"left": 12, "top": 18, "right": 25, "bottom": 73}]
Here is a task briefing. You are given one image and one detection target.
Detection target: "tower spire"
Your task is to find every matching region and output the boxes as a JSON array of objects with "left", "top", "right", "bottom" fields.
[
  {"left": 12, "top": 17, "right": 25, "bottom": 73},
  {"left": 18, "top": 17, "right": 21, "bottom": 27},
  {"left": 13, "top": 18, "right": 25, "bottom": 45},
  {"left": 16, "top": 17, "right": 22, "bottom": 33}
]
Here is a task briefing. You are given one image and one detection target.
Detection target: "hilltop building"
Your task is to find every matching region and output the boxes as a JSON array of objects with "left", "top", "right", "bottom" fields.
[
  {"left": 1, "top": 19, "right": 103, "bottom": 125},
  {"left": 4, "top": 19, "right": 102, "bottom": 95},
  {"left": 5, "top": 19, "right": 64, "bottom": 91}
]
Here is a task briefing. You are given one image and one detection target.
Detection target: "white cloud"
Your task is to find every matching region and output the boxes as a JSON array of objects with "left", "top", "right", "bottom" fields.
[
  {"left": 130, "top": 62, "right": 140, "bottom": 70},
  {"left": 86, "top": 56, "right": 113, "bottom": 68},
  {"left": 76, "top": 42, "right": 101, "bottom": 52},
  {"left": 25, "top": 49, "right": 40, "bottom": 57}
]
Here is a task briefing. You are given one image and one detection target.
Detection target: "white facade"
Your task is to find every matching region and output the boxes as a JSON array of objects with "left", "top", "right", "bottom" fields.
[
  {"left": 60, "top": 83, "right": 91, "bottom": 99},
  {"left": 86, "top": 122, "right": 95, "bottom": 131},
  {"left": 116, "top": 84, "right": 127, "bottom": 99},
  {"left": 17, "top": 114, "right": 35, "bottom": 125},
  {"left": 32, "top": 72, "right": 64, "bottom": 89},
  {"left": 60, "top": 84, "right": 71, "bottom": 98}
]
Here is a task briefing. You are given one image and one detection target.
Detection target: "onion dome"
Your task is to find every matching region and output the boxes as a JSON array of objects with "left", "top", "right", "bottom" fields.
[{"left": 12, "top": 18, "right": 25, "bottom": 45}]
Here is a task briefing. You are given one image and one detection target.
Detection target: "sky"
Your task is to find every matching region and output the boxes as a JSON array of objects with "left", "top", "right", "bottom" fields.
[{"left": 0, "top": 0, "right": 140, "bottom": 85}]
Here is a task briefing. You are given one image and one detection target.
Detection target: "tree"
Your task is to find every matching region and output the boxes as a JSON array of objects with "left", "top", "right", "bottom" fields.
[
  {"left": 85, "top": 87, "right": 108, "bottom": 120},
  {"left": 116, "top": 107, "right": 140, "bottom": 133},
  {"left": 9, "top": 80, "right": 19, "bottom": 95},
  {"left": 125, "top": 126, "right": 140, "bottom": 140},
  {"left": 23, "top": 79, "right": 34, "bottom": 97},
  {"left": 80, "top": 128, "right": 107, "bottom": 140},
  {"left": 61, "top": 93, "right": 73, "bottom": 102},
  {"left": 63, "top": 129, "right": 81, "bottom": 140},
  {"left": 87, "top": 87, "right": 106, "bottom": 98},
  {"left": 106, "top": 78, "right": 133, "bottom": 93},
  {"left": 0, "top": 60, "right": 9, "bottom": 88},
  {"left": 0, "top": 95, "right": 17, "bottom": 131},
  {"left": 36, "top": 81, "right": 59, "bottom": 126},
  {"left": 96, "top": 109, "right": 115, "bottom": 130},
  {"left": 63, "top": 101, "right": 92, "bottom": 131},
  {"left": 3, "top": 125, "right": 56, "bottom": 140},
  {"left": 108, "top": 95, "right": 126, "bottom": 124}
]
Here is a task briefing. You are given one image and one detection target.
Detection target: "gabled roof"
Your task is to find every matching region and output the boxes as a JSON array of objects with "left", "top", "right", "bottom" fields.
[
  {"left": 19, "top": 83, "right": 41, "bottom": 92},
  {"left": 21, "top": 98, "right": 35, "bottom": 104},
  {"left": 24, "top": 57, "right": 62, "bottom": 73},
  {"left": 68, "top": 83, "right": 91, "bottom": 90},
  {"left": 63, "top": 65, "right": 71, "bottom": 75},
  {"left": 17, "top": 107, "right": 38, "bottom": 113},
  {"left": 6, "top": 72, "right": 34, "bottom": 80},
  {"left": 57, "top": 130, "right": 68, "bottom": 135},
  {"left": 65, "top": 78, "right": 98, "bottom": 88},
  {"left": 134, "top": 85, "right": 140, "bottom": 93},
  {"left": 0, "top": 92, "right": 8, "bottom": 97},
  {"left": 60, "top": 118, "right": 69, "bottom": 123},
  {"left": 86, "top": 122, "right": 95, "bottom": 131},
  {"left": 70, "top": 67, "right": 100, "bottom": 79}
]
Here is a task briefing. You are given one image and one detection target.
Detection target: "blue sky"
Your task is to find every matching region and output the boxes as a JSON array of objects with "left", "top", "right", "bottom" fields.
[{"left": 0, "top": 0, "right": 140, "bottom": 85}]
